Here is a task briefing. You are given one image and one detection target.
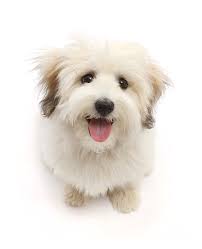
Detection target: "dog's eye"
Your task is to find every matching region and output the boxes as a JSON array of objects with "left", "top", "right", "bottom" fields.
[
  {"left": 118, "top": 77, "right": 128, "bottom": 89},
  {"left": 81, "top": 73, "right": 95, "bottom": 84}
]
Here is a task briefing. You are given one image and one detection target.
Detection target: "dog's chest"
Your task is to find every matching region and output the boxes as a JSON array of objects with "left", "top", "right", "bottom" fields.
[
  {"left": 51, "top": 149, "right": 143, "bottom": 196},
  {"left": 39, "top": 118, "right": 152, "bottom": 196}
]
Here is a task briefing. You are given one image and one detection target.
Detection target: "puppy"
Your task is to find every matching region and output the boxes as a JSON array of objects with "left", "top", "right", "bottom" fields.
[{"left": 36, "top": 39, "right": 168, "bottom": 213}]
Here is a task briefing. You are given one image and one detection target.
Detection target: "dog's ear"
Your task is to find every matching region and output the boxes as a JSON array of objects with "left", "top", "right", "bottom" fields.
[
  {"left": 143, "top": 62, "right": 169, "bottom": 129},
  {"left": 35, "top": 49, "right": 62, "bottom": 117}
]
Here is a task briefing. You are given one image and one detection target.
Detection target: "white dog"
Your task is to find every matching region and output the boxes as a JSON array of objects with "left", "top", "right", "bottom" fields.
[{"left": 36, "top": 39, "right": 168, "bottom": 213}]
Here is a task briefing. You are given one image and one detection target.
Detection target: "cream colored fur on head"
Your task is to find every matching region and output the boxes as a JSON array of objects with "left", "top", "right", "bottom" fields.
[{"left": 36, "top": 39, "right": 168, "bottom": 213}]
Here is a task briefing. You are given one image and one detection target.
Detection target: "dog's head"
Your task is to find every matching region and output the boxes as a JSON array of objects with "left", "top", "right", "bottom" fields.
[{"left": 36, "top": 40, "right": 168, "bottom": 153}]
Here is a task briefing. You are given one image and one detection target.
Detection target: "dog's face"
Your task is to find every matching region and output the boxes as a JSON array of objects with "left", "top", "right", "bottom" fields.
[{"left": 36, "top": 40, "right": 168, "bottom": 153}]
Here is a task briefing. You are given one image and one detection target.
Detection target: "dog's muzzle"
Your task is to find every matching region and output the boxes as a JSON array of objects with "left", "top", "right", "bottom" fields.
[
  {"left": 95, "top": 98, "right": 114, "bottom": 117},
  {"left": 85, "top": 98, "right": 114, "bottom": 142}
]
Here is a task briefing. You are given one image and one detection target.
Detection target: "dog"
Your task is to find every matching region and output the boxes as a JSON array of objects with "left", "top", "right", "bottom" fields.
[{"left": 36, "top": 39, "right": 168, "bottom": 213}]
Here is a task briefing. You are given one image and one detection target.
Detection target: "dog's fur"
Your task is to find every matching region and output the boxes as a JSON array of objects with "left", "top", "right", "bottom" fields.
[{"left": 36, "top": 39, "right": 168, "bottom": 213}]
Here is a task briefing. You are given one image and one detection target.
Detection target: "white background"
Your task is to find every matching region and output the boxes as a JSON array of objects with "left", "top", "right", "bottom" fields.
[{"left": 0, "top": 0, "right": 202, "bottom": 247}]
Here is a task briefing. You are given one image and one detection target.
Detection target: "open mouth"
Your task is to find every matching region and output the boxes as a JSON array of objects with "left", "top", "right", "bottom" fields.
[{"left": 86, "top": 117, "right": 113, "bottom": 142}]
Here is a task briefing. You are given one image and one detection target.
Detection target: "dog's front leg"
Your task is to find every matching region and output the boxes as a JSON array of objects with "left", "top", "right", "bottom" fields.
[
  {"left": 65, "top": 185, "right": 87, "bottom": 207},
  {"left": 107, "top": 185, "right": 140, "bottom": 213}
]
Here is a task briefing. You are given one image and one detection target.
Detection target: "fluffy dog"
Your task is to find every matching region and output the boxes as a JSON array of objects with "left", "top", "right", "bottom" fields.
[{"left": 36, "top": 39, "right": 168, "bottom": 213}]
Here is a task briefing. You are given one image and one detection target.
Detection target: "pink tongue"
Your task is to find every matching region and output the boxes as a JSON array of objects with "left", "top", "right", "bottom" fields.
[{"left": 88, "top": 118, "right": 112, "bottom": 142}]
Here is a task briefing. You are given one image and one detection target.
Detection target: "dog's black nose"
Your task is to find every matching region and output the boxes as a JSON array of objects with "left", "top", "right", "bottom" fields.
[{"left": 95, "top": 98, "right": 114, "bottom": 117}]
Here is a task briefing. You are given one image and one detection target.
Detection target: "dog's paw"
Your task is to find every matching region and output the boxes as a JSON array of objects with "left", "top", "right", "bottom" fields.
[
  {"left": 65, "top": 186, "right": 86, "bottom": 207},
  {"left": 108, "top": 187, "right": 139, "bottom": 213}
]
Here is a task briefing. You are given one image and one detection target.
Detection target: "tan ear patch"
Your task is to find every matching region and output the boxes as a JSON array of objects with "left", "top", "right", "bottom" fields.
[
  {"left": 35, "top": 49, "right": 62, "bottom": 117},
  {"left": 142, "top": 107, "right": 155, "bottom": 129},
  {"left": 40, "top": 66, "right": 60, "bottom": 117},
  {"left": 142, "top": 62, "right": 169, "bottom": 129},
  {"left": 149, "top": 63, "right": 168, "bottom": 104}
]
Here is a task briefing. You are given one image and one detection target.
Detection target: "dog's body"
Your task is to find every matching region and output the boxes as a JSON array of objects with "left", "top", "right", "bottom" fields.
[
  {"left": 40, "top": 116, "right": 154, "bottom": 196},
  {"left": 36, "top": 39, "right": 167, "bottom": 213}
]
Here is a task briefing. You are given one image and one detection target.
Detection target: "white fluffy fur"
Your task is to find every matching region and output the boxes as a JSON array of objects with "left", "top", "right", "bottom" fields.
[
  {"left": 39, "top": 116, "right": 154, "bottom": 196},
  {"left": 37, "top": 39, "right": 164, "bottom": 211}
]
